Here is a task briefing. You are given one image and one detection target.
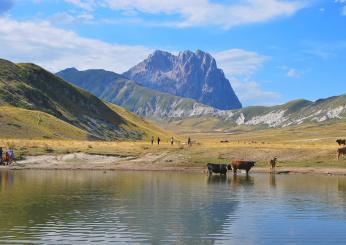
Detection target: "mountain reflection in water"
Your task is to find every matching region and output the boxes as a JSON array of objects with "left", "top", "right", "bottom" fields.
[{"left": 0, "top": 170, "right": 346, "bottom": 244}]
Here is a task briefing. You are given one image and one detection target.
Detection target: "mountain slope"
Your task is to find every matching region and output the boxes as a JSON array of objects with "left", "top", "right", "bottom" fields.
[
  {"left": 0, "top": 106, "right": 91, "bottom": 140},
  {"left": 57, "top": 67, "right": 346, "bottom": 130},
  {"left": 123, "top": 50, "right": 242, "bottom": 110},
  {"left": 57, "top": 68, "right": 219, "bottom": 121},
  {"left": 0, "top": 59, "right": 167, "bottom": 140}
]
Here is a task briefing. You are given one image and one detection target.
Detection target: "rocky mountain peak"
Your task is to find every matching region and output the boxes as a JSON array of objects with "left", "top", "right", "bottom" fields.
[{"left": 123, "top": 49, "right": 242, "bottom": 110}]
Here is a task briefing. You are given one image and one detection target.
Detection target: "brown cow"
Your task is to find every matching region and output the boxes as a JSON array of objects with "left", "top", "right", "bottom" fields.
[
  {"left": 269, "top": 157, "right": 278, "bottom": 172},
  {"left": 231, "top": 160, "right": 256, "bottom": 175},
  {"left": 337, "top": 147, "right": 346, "bottom": 160}
]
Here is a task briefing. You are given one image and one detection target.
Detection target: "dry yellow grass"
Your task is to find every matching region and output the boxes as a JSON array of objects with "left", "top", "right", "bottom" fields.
[{"left": 1, "top": 120, "right": 346, "bottom": 169}]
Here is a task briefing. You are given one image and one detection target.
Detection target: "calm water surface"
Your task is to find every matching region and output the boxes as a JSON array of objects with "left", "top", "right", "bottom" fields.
[{"left": 0, "top": 170, "right": 346, "bottom": 244}]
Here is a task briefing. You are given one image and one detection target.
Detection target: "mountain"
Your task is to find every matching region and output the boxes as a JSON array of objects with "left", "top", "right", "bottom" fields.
[
  {"left": 57, "top": 67, "right": 346, "bottom": 130},
  {"left": 0, "top": 59, "right": 168, "bottom": 140},
  {"left": 123, "top": 50, "right": 242, "bottom": 110},
  {"left": 56, "top": 68, "right": 219, "bottom": 121},
  {"left": 164, "top": 97, "right": 346, "bottom": 132}
]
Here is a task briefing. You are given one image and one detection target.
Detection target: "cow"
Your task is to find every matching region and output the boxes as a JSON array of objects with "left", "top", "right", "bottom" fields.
[
  {"left": 269, "top": 157, "right": 278, "bottom": 172},
  {"left": 231, "top": 160, "right": 256, "bottom": 175},
  {"left": 336, "top": 139, "right": 346, "bottom": 146},
  {"left": 207, "top": 163, "right": 232, "bottom": 175},
  {"left": 337, "top": 147, "right": 346, "bottom": 160}
]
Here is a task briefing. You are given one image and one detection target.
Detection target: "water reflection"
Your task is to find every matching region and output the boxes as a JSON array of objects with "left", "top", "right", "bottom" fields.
[
  {"left": 231, "top": 174, "right": 254, "bottom": 187},
  {"left": 0, "top": 171, "right": 239, "bottom": 244},
  {"left": 207, "top": 174, "right": 229, "bottom": 184},
  {"left": 0, "top": 170, "right": 14, "bottom": 191},
  {"left": 0, "top": 170, "right": 346, "bottom": 244},
  {"left": 269, "top": 173, "right": 276, "bottom": 187}
]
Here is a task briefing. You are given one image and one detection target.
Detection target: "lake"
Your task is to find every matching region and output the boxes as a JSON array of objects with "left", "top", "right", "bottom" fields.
[{"left": 0, "top": 170, "right": 346, "bottom": 244}]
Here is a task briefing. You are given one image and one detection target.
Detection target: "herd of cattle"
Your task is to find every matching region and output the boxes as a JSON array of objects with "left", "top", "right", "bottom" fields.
[
  {"left": 207, "top": 139, "right": 346, "bottom": 175},
  {"left": 207, "top": 161, "right": 256, "bottom": 176}
]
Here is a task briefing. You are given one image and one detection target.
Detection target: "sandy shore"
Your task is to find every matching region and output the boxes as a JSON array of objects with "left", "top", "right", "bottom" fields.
[{"left": 0, "top": 153, "right": 345, "bottom": 175}]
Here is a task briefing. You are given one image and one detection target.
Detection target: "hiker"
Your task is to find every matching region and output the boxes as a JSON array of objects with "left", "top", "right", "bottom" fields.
[
  {"left": 157, "top": 137, "right": 161, "bottom": 145},
  {"left": 151, "top": 136, "right": 154, "bottom": 146},
  {"left": 188, "top": 137, "right": 192, "bottom": 146},
  {"left": 4, "top": 151, "right": 9, "bottom": 166},
  {"left": 170, "top": 137, "right": 174, "bottom": 146},
  {"left": 5, "top": 148, "right": 14, "bottom": 165},
  {"left": 8, "top": 148, "right": 14, "bottom": 165},
  {"left": 0, "top": 147, "right": 3, "bottom": 165}
]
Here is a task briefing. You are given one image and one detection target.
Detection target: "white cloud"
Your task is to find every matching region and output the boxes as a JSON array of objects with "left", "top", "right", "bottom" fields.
[
  {"left": 65, "top": 0, "right": 307, "bottom": 29},
  {"left": 212, "top": 49, "right": 278, "bottom": 105},
  {"left": 213, "top": 49, "right": 268, "bottom": 77},
  {"left": 0, "top": 17, "right": 153, "bottom": 73},
  {"left": 286, "top": 68, "right": 300, "bottom": 78},
  {"left": 335, "top": 0, "right": 346, "bottom": 15},
  {"left": 0, "top": 16, "right": 280, "bottom": 106},
  {"left": 343, "top": 6, "right": 346, "bottom": 15},
  {"left": 231, "top": 79, "right": 282, "bottom": 106},
  {"left": 49, "top": 11, "right": 95, "bottom": 25},
  {"left": 64, "top": 0, "right": 97, "bottom": 11}
]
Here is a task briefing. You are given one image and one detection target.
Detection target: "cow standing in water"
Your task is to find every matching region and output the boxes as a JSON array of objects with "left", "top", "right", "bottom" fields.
[
  {"left": 231, "top": 160, "right": 256, "bottom": 175},
  {"left": 269, "top": 157, "right": 278, "bottom": 172},
  {"left": 207, "top": 163, "right": 232, "bottom": 175},
  {"left": 337, "top": 147, "right": 346, "bottom": 160}
]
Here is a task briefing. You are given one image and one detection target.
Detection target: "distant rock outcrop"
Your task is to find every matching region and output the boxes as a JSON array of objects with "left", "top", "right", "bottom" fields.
[{"left": 123, "top": 50, "right": 242, "bottom": 110}]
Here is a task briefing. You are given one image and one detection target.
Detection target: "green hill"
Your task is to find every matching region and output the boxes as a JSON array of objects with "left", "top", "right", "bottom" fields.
[
  {"left": 0, "top": 59, "right": 168, "bottom": 140},
  {"left": 0, "top": 106, "right": 91, "bottom": 140}
]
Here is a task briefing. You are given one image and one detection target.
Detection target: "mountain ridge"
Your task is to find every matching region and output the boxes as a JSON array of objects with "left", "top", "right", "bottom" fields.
[
  {"left": 57, "top": 67, "right": 346, "bottom": 129},
  {"left": 123, "top": 50, "right": 242, "bottom": 110}
]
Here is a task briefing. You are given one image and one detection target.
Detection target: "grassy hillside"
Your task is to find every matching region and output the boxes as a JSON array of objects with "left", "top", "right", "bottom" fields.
[
  {"left": 0, "top": 59, "right": 169, "bottom": 140},
  {"left": 0, "top": 106, "right": 91, "bottom": 140},
  {"left": 107, "top": 103, "right": 178, "bottom": 141}
]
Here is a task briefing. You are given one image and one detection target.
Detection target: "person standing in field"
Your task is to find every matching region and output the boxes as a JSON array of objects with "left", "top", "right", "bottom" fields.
[
  {"left": 9, "top": 148, "right": 14, "bottom": 165},
  {"left": 0, "top": 147, "right": 3, "bottom": 165},
  {"left": 151, "top": 136, "right": 154, "bottom": 146},
  {"left": 170, "top": 137, "right": 174, "bottom": 146},
  {"left": 157, "top": 137, "right": 161, "bottom": 145},
  {"left": 4, "top": 151, "right": 9, "bottom": 165},
  {"left": 188, "top": 137, "right": 192, "bottom": 146}
]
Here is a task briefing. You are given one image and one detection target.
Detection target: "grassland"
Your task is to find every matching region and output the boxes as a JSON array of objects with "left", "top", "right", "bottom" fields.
[{"left": 1, "top": 120, "right": 345, "bottom": 173}]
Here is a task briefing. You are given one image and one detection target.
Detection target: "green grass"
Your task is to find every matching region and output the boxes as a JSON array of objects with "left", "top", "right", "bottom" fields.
[
  {"left": 0, "top": 59, "right": 171, "bottom": 141},
  {"left": 0, "top": 106, "right": 90, "bottom": 140}
]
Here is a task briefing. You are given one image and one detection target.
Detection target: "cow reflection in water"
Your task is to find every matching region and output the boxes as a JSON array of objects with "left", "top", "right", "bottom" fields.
[
  {"left": 231, "top": 175, "right": 254, "bottom": 187},
  {"left": 207, "top": 174, "right": 255, "bottom": 187},
  {"left": 207, "top": 174, "right": 231, "bottom": 184},
  {"left": 269, "top": 173, "right": 276, "bottom": 187}
]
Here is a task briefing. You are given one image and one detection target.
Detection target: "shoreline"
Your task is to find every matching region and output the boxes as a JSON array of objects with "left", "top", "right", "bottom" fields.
[{"left": 1, "top": 153, "right": 346, "bottom": 176}]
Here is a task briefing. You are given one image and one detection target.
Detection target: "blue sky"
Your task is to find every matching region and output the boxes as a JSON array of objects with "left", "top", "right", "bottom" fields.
[{"left": 0, "top": 0, "right": 346, "bottom": 106}]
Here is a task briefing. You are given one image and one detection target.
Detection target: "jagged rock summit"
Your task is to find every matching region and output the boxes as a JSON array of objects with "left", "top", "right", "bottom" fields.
[{"left": 123, "top": 50, "right": 242, "bottom": 110}]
